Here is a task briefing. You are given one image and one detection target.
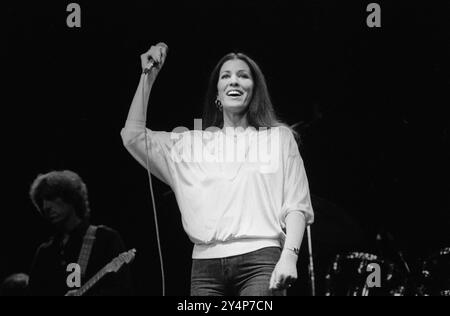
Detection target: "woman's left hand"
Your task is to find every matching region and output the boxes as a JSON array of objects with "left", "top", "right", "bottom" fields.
[{"left": 269, "top": 249, "right": 298, "bottom": 291}]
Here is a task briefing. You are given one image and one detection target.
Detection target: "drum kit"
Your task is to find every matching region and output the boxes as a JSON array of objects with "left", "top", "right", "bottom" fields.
[
  {"left": 304, "top": 195, "right": 449, "bottom": 296},
  {"left": 290, "top": 119, "right": 449, "bottom": 296},
  {"left": 321, "top": 247, "right": 450, "bottom": 296}
]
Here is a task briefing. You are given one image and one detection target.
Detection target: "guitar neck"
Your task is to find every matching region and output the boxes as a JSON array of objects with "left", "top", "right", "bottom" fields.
[
  {"left": 71, "top": 248, "right": 135, "bottom": 296},
  {"left": 76, "top": 267, "right": 108, "bottom": 296}
]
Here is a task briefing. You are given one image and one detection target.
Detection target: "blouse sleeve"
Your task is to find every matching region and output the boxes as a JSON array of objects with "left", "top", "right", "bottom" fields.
[
  {"left": 120, "top": 120, "right": 181, "bottom": 187},
  {"left": 279, "top": 129, "right": 314, "bottom": 229}
]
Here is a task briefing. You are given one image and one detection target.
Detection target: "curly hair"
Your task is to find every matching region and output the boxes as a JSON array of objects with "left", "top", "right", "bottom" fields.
[{"left": 29, "top": 170, "right": 90, "bottom": 220}]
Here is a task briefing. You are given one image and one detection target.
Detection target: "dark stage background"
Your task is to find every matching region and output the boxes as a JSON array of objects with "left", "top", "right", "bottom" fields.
[{"left": 3, "top": 1, "right": 449, "bottom": 296}]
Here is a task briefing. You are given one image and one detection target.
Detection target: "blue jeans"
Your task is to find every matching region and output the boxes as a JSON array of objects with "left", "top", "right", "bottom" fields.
[{"left": 190, "top": 246, "right": 286, "bottom": 296}]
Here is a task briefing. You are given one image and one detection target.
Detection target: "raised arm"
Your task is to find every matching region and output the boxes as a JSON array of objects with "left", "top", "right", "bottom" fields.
[
  {"left": 121, "top": 43, "right": 176, "bottom": 186},
  {"left": 126, "top": 42, "right": 169, "bottom": 124}
]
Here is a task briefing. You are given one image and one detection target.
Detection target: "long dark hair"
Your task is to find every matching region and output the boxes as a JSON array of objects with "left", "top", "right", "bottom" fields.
[{"left": 202, "top": 52, "right": 299, "bottom": 141}]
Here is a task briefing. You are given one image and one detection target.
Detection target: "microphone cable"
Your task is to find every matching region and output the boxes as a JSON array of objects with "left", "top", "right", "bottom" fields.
[{"left": 142, "top": 69, "right": 166, "bottom": 296}]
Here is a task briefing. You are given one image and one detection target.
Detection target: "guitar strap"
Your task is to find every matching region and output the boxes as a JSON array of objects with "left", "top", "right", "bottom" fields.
[{"left": 77, "top": 225, "right": 98, "bottom": 279}]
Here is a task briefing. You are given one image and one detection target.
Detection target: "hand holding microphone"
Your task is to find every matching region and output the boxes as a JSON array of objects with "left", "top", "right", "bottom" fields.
[{"left": 141, "top": 42, "right": 169, "bottom": 77}]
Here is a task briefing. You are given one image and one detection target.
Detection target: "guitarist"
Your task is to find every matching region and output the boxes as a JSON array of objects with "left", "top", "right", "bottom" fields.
[{"left": 28, "top": 170, "right": 133, "bottom": 296}]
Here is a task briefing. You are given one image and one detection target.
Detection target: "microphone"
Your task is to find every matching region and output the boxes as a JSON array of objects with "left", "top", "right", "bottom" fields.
[
  {"left": 143, "top": 58, "right": 159, "bottom": 74},
  {"left": 142, "top": 42, "right": 168, "bottom": 75}
]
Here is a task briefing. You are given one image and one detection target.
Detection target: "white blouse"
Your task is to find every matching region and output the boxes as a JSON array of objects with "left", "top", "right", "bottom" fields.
[{"left": 121, "top": 121, "right": 314, "bottom": 259}]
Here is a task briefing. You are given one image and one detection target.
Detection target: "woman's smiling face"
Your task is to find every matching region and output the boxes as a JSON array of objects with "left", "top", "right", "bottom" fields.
[{"left": 217, "top": 59, "right": 254, "bottom": 112}]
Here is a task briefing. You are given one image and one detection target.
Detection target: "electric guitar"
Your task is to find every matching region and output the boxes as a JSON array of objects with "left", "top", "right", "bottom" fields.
[{"left": 66, "top": 248, "right": 136, "bottom": 296}]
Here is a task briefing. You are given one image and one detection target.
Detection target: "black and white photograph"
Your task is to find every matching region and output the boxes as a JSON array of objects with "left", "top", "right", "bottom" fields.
[{"left": 3, "top": 0, "right": 449, "bottom": 302}]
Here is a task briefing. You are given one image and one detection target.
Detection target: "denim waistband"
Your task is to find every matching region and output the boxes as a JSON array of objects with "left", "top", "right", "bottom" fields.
[{"left": 192, "top": 238, "right": 281, "bottom": 259}]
